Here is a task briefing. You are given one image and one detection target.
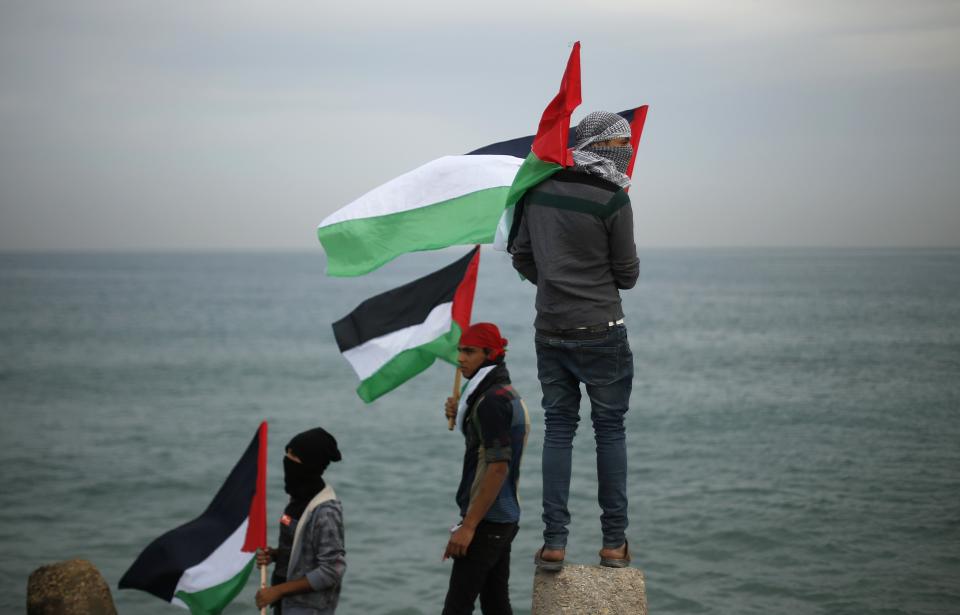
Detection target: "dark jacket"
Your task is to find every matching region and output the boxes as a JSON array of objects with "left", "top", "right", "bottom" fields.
[
  {"left": 456, "top": 363, "right": 530, "bottom": 524},
  {"left": 510, "top": 169, "right": 639, "bottom": 330}
]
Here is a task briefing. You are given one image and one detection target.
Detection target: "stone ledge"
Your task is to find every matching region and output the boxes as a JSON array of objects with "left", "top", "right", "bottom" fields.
[
  {"left": 532, "top": 564, "right": 647, "bottom": 615},
  {"left": 27, "top": 559, "right": 117, "bottom": 615}
]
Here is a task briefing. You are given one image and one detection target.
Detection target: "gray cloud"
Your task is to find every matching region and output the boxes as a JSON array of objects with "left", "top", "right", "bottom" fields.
[{"left": 1, "top": 0, "right": 958, "bottom": 250}]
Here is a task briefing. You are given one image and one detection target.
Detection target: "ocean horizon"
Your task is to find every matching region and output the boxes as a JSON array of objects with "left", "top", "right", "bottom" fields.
[{"left": 2, "top": 247, "right": 958, "bottom": 614}]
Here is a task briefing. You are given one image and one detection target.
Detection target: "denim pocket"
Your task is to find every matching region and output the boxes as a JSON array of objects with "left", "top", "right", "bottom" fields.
[
  {"left": 536, "top": 342, "right": 569, "bottom": 385},
  {"left": 578, "top": 344, "right": 620, "bottom": 386}
]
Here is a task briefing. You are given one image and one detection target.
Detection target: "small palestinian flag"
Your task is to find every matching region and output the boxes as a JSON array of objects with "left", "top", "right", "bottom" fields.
[
  {"left": 120, "top": 422, "right": 268, "bottom": 615},
  {"left": 333, "top": 246, "right": 479, "bottom": 402},
  {"left": 317, "top": 42, "right": 647, "bottom": 277}
]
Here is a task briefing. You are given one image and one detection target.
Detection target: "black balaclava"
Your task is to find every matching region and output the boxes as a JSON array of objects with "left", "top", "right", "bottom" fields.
[{"left": 283, "top": 427, "right": 342, "bottom": 515}]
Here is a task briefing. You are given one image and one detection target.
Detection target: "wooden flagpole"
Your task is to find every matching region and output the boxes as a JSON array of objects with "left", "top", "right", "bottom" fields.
[
  {"left": 448, "top": 368, "right": 462, "bottom": 431},
  {"left": 260, "top": 563, "right": 267, "bottom": 615}
]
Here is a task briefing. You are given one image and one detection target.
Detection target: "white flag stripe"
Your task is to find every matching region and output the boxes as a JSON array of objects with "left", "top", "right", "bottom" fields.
[
  {"left": 173, "top": 518, "right": 251, "bottom": 597},
  {"left": 492, "top": 206, "right": 515, "bottom": 252},
  {"left": 318, "top": 155, "right": 522, "bottom": 228},
  {"left": 342, "top": 301, "right": 454, "bottom": 380},
  {"left": 455, "top": 364, "right": 497, "bottom": 431}
]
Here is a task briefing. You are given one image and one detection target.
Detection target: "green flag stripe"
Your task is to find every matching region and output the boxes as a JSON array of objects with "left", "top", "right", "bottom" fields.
[
  {"left": 504, "top": 152, "right": 562, "bottom": 207},
  {"left": 318, "top": 187, "right": 509, "bottom": 277},
  {"left": 357, "top": 324, "right": 462, "bottom": 403},
  {"left": 174, "top": 557, "right": 255, "bottom": 615}
]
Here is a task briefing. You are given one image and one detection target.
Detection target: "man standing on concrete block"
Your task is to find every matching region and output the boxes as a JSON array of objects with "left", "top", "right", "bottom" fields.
[
  {"left": 510, "top": 111, "right": 639, "bottom": 570},
  {"left": 442, "top": 323, "right": 532, "bottom": 614}
]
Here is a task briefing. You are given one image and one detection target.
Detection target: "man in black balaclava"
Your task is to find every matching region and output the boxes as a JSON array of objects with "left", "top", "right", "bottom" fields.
[
  {"left": 255, "top": 428, "right": 346, "bottom": 614},
  {"left": 510, "top": 111, "right": 640, "bottom": 571}
]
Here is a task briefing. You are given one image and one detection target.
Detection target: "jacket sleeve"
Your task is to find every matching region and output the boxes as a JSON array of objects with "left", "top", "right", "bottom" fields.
[
  {"left": 605, "top": 195, "right": 639, "bottom": 290},
  {"left": 509, "top": 203, "right": 538, "bottom": 284},
  {"left": 303, "top": 504, "right": 347, "bottom": 591}
]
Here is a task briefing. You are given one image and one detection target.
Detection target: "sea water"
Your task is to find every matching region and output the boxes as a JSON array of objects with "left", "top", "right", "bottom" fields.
[{"left": 1, "top": 249, "right": 958, "bottom": 614}]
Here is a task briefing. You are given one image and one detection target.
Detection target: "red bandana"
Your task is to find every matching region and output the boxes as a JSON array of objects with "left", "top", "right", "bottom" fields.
[{"left": 459, "top": 323, "right": 508, "bottom": 360}]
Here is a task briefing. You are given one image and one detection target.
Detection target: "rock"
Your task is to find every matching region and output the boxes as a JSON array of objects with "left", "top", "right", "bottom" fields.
[
  {"left": 532, "top": 564, "right": 647, "bottom": 615},
  {"left": 27, "top": 559, "right": 118, "bottom": 615}
]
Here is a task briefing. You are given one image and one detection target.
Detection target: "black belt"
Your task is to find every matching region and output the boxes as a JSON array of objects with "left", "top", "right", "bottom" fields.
[{"left": 537, "top": 319, "right": 625, "bottom": 339}]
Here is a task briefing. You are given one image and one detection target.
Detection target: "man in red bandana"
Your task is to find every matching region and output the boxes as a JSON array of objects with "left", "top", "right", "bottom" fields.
[{"left": 441, "top": 322, "right": 531, "bottom": 615}]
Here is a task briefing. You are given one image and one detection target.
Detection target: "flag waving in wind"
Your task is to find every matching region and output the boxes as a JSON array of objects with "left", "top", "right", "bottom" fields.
[
  {"left": 316, "top": 42, "right": 576, "bottom": 278},
  {"left": 333, "top": 246, "right": 479, "bottom": 402},
  {"left": 120, "top": 422, "right": 268, "bottom": 615},
  {"left": 317, "top": 42, "right": 647, "bottom": 277}
]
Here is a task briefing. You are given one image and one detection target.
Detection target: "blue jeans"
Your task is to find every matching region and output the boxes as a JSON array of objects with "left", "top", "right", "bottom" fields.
[{"left": 536, "top": 324, "right": 633, "bottom": 550}]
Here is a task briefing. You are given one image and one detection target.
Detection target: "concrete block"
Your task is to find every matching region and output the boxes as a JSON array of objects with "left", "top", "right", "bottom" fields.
[
  {"left": 27, "top": 559, "right": 118, "bottom": 615},
  {"left": 532, "top": 564, "right": 647, "bottom": 615}
]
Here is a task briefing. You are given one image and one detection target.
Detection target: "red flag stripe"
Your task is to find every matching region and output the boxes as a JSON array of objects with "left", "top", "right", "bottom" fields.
[
  {"left": 531, "top": 41, "right": 582, "bottom": 166},
  {"left": 625, "top": 105, "right": 649, "bottom": 188},
  {"left": 242, "top": 421, "right": 268, "bottom": 552},
  {"left": 451, "top": 246, "right": 481, "bottom": 332}
]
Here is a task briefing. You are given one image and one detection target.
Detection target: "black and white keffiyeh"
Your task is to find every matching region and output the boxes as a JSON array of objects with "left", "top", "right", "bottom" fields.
[{"left": 571, "top": 111, "right": 633, "bottom": 188}]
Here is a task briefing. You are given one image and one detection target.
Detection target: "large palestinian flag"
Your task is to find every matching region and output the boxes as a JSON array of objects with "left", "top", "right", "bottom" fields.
[
  {"left": 317, "top": 41, "right": 648, "bottom": 277},
  {"left": 333, "top": 246, "right": 479, "bottom": 402},
  {"left": 120, "top": 422, "right": 268, "bottom": 615}
]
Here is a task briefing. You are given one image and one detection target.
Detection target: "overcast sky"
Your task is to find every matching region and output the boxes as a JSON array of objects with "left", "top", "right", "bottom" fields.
[{"left": 1, "top": 0, "right": 958, "bottom": 250}]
